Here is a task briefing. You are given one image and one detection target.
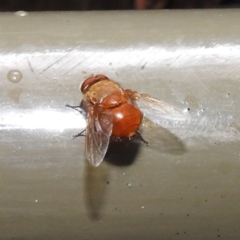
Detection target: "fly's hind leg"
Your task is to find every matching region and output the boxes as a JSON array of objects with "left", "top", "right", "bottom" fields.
[
  {"left": 136, "top": 131, "right": 149, "bottom": 145},
  {"left": 72, "top": 129, "right": 86, "bottom": 139}
]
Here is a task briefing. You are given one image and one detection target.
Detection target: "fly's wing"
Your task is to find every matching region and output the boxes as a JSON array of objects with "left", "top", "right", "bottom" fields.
[
  {"left": 131, "top": 92, "right": 187, "bottom": 123},
  {"left": 85, "top": 107, "right": 113, "bottom": 167}
]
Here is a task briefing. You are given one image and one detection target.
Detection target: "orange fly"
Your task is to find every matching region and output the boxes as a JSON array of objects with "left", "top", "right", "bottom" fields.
[{"left": 67, "top": 74, "right": 186, "bottom": 167}]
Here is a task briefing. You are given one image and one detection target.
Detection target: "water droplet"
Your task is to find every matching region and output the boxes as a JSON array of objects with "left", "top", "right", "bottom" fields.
[
  {"left": 7, "top": 70, "right": 23, "bottom": 83},
  {"left": 15, "top": 11, "right": 28, "bottom": 17}
]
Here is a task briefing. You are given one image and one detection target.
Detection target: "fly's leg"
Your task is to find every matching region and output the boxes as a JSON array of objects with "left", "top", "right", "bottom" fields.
[
  {"left": 72, "top": 129, "right": 86, "bottom": 139},
  {"left": 111, "top": 132, "right": 149, "bottom": 145},
  {"left": 66, "top": 103, "right": 86, "bottom": 139},
  {"left": 136, "top": 131, "right": 149, "bottom": 145},
  {"left": 65, "top": 103, "right": 83, "bottom": 114}
]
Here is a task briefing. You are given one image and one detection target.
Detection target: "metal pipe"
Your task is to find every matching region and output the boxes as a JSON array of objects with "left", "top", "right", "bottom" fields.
[{"left": 0, "top": 10, "right": 240, "bottom": 239}]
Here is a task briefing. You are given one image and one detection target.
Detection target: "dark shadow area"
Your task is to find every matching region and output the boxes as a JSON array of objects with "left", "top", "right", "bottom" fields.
[
  {"left": 84, "top": 161, "right": 109, "bottom": 220},
  {"left": 105, "top": 137, "right": 142, "bottom": 166}
]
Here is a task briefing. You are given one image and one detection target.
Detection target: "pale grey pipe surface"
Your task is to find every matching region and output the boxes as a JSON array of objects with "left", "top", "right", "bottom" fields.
[{"left": 1, "top": 10, "right": 240, "bottom": 239}]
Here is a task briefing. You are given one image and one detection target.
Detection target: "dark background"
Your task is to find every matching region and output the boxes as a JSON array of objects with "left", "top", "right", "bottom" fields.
[{"left": 0, "top": 0, "right": 240, "bottom": 11}]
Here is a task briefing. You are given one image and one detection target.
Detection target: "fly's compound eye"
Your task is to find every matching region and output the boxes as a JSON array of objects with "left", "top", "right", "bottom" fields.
[
  {"left": 95, "top": 74, "right": 109, "bottom": 80},
  {"left": 80, "top": 75, "right": 109, "bottom": 93}
]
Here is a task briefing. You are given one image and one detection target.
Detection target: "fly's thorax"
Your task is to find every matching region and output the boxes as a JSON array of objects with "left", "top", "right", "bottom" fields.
[
  {"left": 101, "top": 91, "right": 126, "bottom": 109},
  {"left": 83, "top": 80, "right": 122, "bottom": 105}
]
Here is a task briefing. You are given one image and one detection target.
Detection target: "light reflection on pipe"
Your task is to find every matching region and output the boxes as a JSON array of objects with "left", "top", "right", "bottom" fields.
[
  {"left": 1, "top": 44, "right": 240, "bottom": 74},
  {"left": 0, "top": 109, "right": 86, "bottom": 131}
]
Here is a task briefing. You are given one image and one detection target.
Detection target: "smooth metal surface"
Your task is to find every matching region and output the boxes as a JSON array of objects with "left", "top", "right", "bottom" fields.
[{"left": 0, "top": 10, "right": 240, "bottom": 239}]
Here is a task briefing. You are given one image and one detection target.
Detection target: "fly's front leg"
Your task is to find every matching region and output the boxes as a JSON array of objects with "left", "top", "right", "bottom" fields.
[
  {"left": 65, "top": 103, "right": 83, "bottom": 114},
  {"left": 66, "top": 103, "right": 86, "bottom": 139}
]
